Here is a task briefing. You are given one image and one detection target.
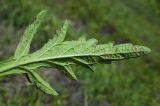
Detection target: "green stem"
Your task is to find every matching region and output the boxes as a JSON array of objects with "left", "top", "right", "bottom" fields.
[{"left": 0, "top": 61, "right": 25, "bottom": 77}]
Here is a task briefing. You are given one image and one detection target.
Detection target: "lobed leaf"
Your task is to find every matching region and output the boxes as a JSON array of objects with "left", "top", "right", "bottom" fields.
[
  {"left": 0, "top": 10, "right": 151, "bottom": 96},
  {"left": 14, "top": 10, "right": 47, "bottom": 60}
]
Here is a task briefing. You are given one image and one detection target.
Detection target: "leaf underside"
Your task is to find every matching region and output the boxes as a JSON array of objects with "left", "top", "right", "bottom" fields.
[{"left": 0, "top": 10, "right": 151, "bottom": 96}]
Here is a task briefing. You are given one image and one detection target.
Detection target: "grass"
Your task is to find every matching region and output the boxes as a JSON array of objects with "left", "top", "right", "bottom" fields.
[{"left": 0, "top": 0, "right": 159, "bottom": 106}]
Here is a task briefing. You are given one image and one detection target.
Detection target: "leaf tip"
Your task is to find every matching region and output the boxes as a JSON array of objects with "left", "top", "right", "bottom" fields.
[
  {"left": 142, "top": 46, "right": 151, "bottom": 54},
  {"left": 63, "top": 19, "right": 69, "bottom": 30},
  {"left": 35, "top": 10, "right": 48, "bottom": 23}
]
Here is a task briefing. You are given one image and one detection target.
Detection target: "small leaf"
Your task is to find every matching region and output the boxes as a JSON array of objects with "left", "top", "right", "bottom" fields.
[
  {"left": 14, "top": 10, "right": 47, "bottom": 59},
  {"left": 20, "top": 67, "right": 58, "bottom": 96},
  {"left": 72, "top": 57, "right": 96, "bottom": 71},
  {"left": 63, "top": 65, "right": 77, "bottom": 80},
  {"left": 37, "top": 20, "right": 68, "bottom": 57},
  {"left": 52, "top": 20, "right": 68, "bottom": 43},
  {"left": 48, "top": 61, "right": 77, "bottom": 80}
]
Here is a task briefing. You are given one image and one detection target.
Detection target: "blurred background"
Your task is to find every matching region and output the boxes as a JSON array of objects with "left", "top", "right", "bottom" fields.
[{"left": 0, "top": 0, "right": 159, "bottom": 106}]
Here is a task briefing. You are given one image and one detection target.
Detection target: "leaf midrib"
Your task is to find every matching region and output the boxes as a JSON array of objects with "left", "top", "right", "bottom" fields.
[{"left": 0, "top": 49, "right": 148, "bottom": 73}]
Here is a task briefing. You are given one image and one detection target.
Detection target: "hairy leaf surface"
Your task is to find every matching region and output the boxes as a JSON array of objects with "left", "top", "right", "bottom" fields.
[
  {"left": 14, "top": 10, "right": 47, "bottom": 59},
  {"left": 0, "top": 10, "right": 151, "bottom": 96}
]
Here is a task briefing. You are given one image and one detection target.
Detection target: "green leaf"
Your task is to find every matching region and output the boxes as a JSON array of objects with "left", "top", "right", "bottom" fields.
[
  {"left": 37, "top": 20, "right": 68, "bottom": 57},
  {"left": 48, "top": 60, "right": 77, "bottom": 80},
  {"left": 14, "top": 10, "right": 47, "bottom": 59},
  {"left": 0, "top": 10, "right": 151, "bottom": 96},
  {"left": 20, "top": 67, "right": 58, "bottom": 96},
  {"left": 72, "top": 57, "right": 96, "bottom": 71}
]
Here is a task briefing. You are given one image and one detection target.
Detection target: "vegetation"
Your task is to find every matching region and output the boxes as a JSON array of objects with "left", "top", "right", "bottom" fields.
[
  {"left": 0, "top": 10, "right": 151, "bottom": 96},
  {"left": 0, "top": 0, "right": 158, "bottom": 106}
]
